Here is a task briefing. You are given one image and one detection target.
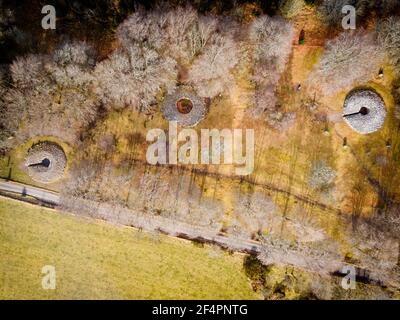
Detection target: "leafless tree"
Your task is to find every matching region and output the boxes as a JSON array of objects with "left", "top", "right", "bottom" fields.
[
  {"left": 258, "top": 235, "right": 342, "bottom": 274},
  {"left": 62, "top": 159, "right": 102, "bottom": 201},
  {"left": 250, "top": 15, "right": 294, "bottom": 72},
  {"left": 187, "top": 15, "right": 219, "bottom": 59},
  {"left": 229, "top": 191, "right": 281, "bottom": 239},
  {"left": 117, "top": 5, "right": 240, "bottom": 100},
  {"left": 135, "top": 170, "right": 223, "bottom": 230},
  {"left": 117, "top": 5, "right": 220, "bottom": 65},
  {"left": 252, "top": 92, "right": 278, "bottom": 121},
  {"left": 188, "top": 34, "right": 240, "bottom": 98},
  {"left": 377, "top": 16, "right": 400, "bottom": 74},
  {"left": 279, "top": 0, "right": 305, "bottom": 18},
  {"left": 94, "top": 42, "right": 177, "bottom": 112},
  {"left": 248, "top": 15, "right": 294, "bottom": 122},
  {"left": 349, "top": 208, "right": 400, "bottom": 285},
  {"left": 3, "top": 42, "right": 99, "bottom": 145},
  {"left": 308, "top": 30, "right": 384, "bottom": 95},
  {"left": 308, "top": 160, "right": 337, "bottom": 191},
  {"left": 63, "top": 161, "right": 224, "bottom": 232}
]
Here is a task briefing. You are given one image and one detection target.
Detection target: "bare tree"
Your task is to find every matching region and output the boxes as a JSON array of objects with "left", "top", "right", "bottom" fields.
[
  {"left": 308, "top": 30, "right": 384, "bottom": 95},
  {"left": 188, "top": 34, "right": 240, "bottom": 98},
  {"left": 3, "top": 42, "right": 99, "bottom": 145},
  {"left": 308, "top": 160, "right": 337, "bottom": 191},
  {"left": 349, "top": 209, "right": 400, "bottom": 285},
  {"left": 248, "top": 15, "right": 294, "bottom": 122},
  {"left": 229, "top": 191, "right": 280, "bottom": 239},
  {"left": 118, "top": 5, "right": 240, "bottom": 100},
  {"left": 155, "top": 5, "right": 202, "bottom": 63},
  {"left": 63, "top": 160, "right": 224, "bottom": 232},
  {"left": 136, "top": 171, "right": 223, "bottom": 230},
  {"left": 62, "top": 159, "right": 102, "bottom": 201},
  {"left": 250, "top": 15, "right": 294, "bottom": 73},
  {"left": 258, "top": 235, "right": 342, "bottom": 274},
  {"left": 187, "top": 15, "right": 219, "bottom": 59},
  {"left": 94, "top": 42, "right": 177, "bottom": 112},
  {"left": 117, "top": 5, "right": 220, "bottom": 65},
  {"left": 377, "top": 16, "right": 400, "bottom": 74},
  {"left": 279, "top": 0, "right": 306, "bottom": 18}
]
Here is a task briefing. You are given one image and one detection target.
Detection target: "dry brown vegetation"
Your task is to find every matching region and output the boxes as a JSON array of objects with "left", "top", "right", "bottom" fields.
[{"left": 1, "top": 1, "right": 400, "bottom": 293}]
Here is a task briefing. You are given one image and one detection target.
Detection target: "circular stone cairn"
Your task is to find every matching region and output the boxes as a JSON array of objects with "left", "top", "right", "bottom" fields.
[
  {"left": 25, "top": 142, "right": 67, "bottom": 183},
  {"left": 343, "top": 89, "right": 386, "bottom": 134},
  {"left": 162, "top": 88, "right": 207, "bottom": 127}
]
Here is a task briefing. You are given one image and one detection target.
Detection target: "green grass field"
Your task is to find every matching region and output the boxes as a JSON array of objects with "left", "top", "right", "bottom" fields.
[{"left": 0, "top": 197, "right": 260, "bottom": 300}]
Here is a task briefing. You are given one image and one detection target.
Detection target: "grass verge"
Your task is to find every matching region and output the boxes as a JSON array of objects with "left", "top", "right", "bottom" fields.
[{"left": 0, "top": 196, "right": 259, "bottom": 300}]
